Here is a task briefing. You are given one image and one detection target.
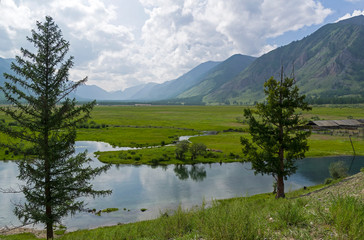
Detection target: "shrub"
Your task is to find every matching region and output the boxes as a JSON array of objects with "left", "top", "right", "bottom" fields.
[
  {"left": 8, "top": 121, "right": 18, "bottom": 126},
  {"left": 324, "top": 178, "right": 333, "bottom": 185},
  {"left": 151, "top": 158, "right": 160, "bottom": 165},
  {"left": 329, "top": 161, "right": 348, "bottom": 179},
  {"left": 101, "top": 208, "right": 119, "bottom": 213},
  {"left": 190, "top": 143, "right": 207, "bottom": 160},
  {"left": 175, "top": 140, "right": 189, "bottom": 160}
]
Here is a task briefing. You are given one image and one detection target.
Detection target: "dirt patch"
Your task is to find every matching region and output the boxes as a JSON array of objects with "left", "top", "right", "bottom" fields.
[{"left": 303, "top": 171, "right": 364, "bottom": 202}]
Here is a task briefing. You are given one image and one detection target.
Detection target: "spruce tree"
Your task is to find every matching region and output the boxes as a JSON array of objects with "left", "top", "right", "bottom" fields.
[
  {"left": 0, "top": 16, "right": 110, "bottom": 239},
  {"left": 241, "top": 70, "right": 311, "bottom": 199}
]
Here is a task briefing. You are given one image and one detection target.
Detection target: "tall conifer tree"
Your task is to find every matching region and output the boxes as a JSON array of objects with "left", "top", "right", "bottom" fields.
[
  {"left": 241, "top": 70, "right": 311, "bottom": 199},
  {"left": 0, "top": 16, "right": 110, "bottom": 239}
]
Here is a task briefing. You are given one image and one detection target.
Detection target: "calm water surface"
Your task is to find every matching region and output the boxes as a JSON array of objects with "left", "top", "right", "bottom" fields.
[{"left": 0, "top": 141, "right": 363, "bottom": 230}]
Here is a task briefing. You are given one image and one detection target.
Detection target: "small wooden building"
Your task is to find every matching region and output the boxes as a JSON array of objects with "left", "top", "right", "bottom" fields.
[{"left": 308, "top": 119, "right": 363, "bottom": 129}]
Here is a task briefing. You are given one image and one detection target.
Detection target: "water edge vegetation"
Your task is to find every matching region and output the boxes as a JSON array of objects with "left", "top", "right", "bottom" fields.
[{"left": 1, "top": 170, "right": 364, "bottom": 239}]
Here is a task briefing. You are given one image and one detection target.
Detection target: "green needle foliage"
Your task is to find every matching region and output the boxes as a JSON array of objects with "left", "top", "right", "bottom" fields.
[
  {"left": 0, "top": 16, "right": 111, "bottom": 239},
  {"left": 241, "top": 70, "right": 311, "bottom": 198}
]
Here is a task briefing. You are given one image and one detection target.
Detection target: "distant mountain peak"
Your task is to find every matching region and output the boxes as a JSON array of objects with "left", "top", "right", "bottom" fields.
[{"left": 337, "top": 15, "right": 364, "bottom": 26}]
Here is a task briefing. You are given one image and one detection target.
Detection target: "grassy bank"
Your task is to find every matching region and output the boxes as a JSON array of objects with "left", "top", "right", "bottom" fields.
[
  {"left": 2, "top": 171, "right": 364, "bottom": 240},
  {"left": 97, "top": 132, "right": 364, "bottom": 165}
]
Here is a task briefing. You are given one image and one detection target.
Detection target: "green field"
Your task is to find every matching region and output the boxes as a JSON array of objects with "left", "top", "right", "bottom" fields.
[{"left": 1, "top": 104, "right": 364, "bottom": 163}]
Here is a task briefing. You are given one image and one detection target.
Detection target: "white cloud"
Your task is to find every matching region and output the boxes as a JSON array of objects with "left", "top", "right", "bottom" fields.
[
  {"left": 336, "top": 9, "right": 364, "bottom": 22},
  {"left": 258, "top": 44, "right": 278, "bottom": 56},
  {"left": 0, "top": 0, "right": 332, "bottom": 91}
]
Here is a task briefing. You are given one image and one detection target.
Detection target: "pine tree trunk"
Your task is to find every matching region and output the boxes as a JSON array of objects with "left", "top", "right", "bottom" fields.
[
  {"left": 46, "top": 216, "right": 53, "bottom": 239},
  {"left": 276, "top": 144, "right": 285, "bottom": 198},
  {"left": 45, "top": 157, "right": 53, "bottom": 239},
  {"left": 276, "top": 68, "right": 285, "bottom": 199},
  {"left": 276, "top": 174, "right": 285, "bottom": 198}
]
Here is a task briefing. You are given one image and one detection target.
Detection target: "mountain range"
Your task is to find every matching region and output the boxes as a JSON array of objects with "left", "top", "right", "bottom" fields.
[{"left": 1, "top": 15, "right": 364, "bottom": 105}]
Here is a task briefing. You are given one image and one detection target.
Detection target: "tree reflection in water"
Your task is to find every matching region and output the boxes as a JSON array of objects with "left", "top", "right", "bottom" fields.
[{"left": 174, "top": 164, "right": 207, "bottom": 182}]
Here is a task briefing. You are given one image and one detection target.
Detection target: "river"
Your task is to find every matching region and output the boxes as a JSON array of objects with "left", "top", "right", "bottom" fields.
[{"left": 0, "top": 141, "right": 363, "bottom": 231}]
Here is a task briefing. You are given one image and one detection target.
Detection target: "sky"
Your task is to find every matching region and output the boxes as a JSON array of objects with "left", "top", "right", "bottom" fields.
[{"left": 0, "top": 0, "right": 363, "bottom": 92}]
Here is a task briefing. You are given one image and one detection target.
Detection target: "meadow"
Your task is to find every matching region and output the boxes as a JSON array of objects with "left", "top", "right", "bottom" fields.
[{"left": 1, "top": 104, "right": 364, "bottom": 162}]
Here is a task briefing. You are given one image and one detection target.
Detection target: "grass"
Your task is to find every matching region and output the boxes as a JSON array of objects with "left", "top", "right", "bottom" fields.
[
  {"left": 0, "top": 233, "right": 40, "bottom": 240},
  {"left": 87, "top": 105, "right": 246, "bottom": 131},
  {"left": 101, "top": 208, "right": 119, "bottom": 213},
  {"left": 329, "top": 196, "right": 364, "bottom": 238},
  {"left": 307, "top": 134, "right": 364, "bottom": 156},
  {"left": 77, "top": 126, "right": 197, "bottom": 148}
]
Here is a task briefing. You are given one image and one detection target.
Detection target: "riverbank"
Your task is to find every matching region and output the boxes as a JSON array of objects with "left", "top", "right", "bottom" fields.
[
  {"left": 2, "top": 170, "right": 363, "bottom": 240},
  {"left": 96, "top": 132, "right": 364, "bottom": 165}
]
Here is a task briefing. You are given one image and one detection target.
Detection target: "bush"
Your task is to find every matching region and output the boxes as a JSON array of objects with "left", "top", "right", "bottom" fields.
[
  {"left": 329, "top": 161, "right": 348, "bottom": 179},
  {"left": 8, "top": 121, "right": 18, "bottom": 126},
  {"left": 190, "top": 143, "right": 207, "bottom": 160},
  {"left": 324, "top": 178, "right": 333, "bottom": 185},
  {"left": 151, "top": 158, "right": 160, "bottom": 165},
  {"left": 175, "top": 140, "right": 189, "bottom": 160},
  {"left": 101, "top": 208, "right": 118, "bottom": 213}
]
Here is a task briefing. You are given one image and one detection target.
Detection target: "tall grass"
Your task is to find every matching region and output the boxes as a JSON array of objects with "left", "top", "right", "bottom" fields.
[
  {"left": 329, "top": 196, "right": 364, "bottom": 239},
  {"left": 2, "top": 192, "right": 364, "bottom": 240},
  {"left": 272, "top": 198, "right": 309, "bottom": 229}
]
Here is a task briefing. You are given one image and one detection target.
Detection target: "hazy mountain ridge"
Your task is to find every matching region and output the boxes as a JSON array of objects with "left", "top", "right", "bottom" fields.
[
  {"left": 73, "top": 61, "right": 221, "bottom": 101},
  {"left": 124, "top": 61, "right": 221, "bottom": 101},
  {"left": 177, "top": 54, "right": 256, "bottom": 100}
]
